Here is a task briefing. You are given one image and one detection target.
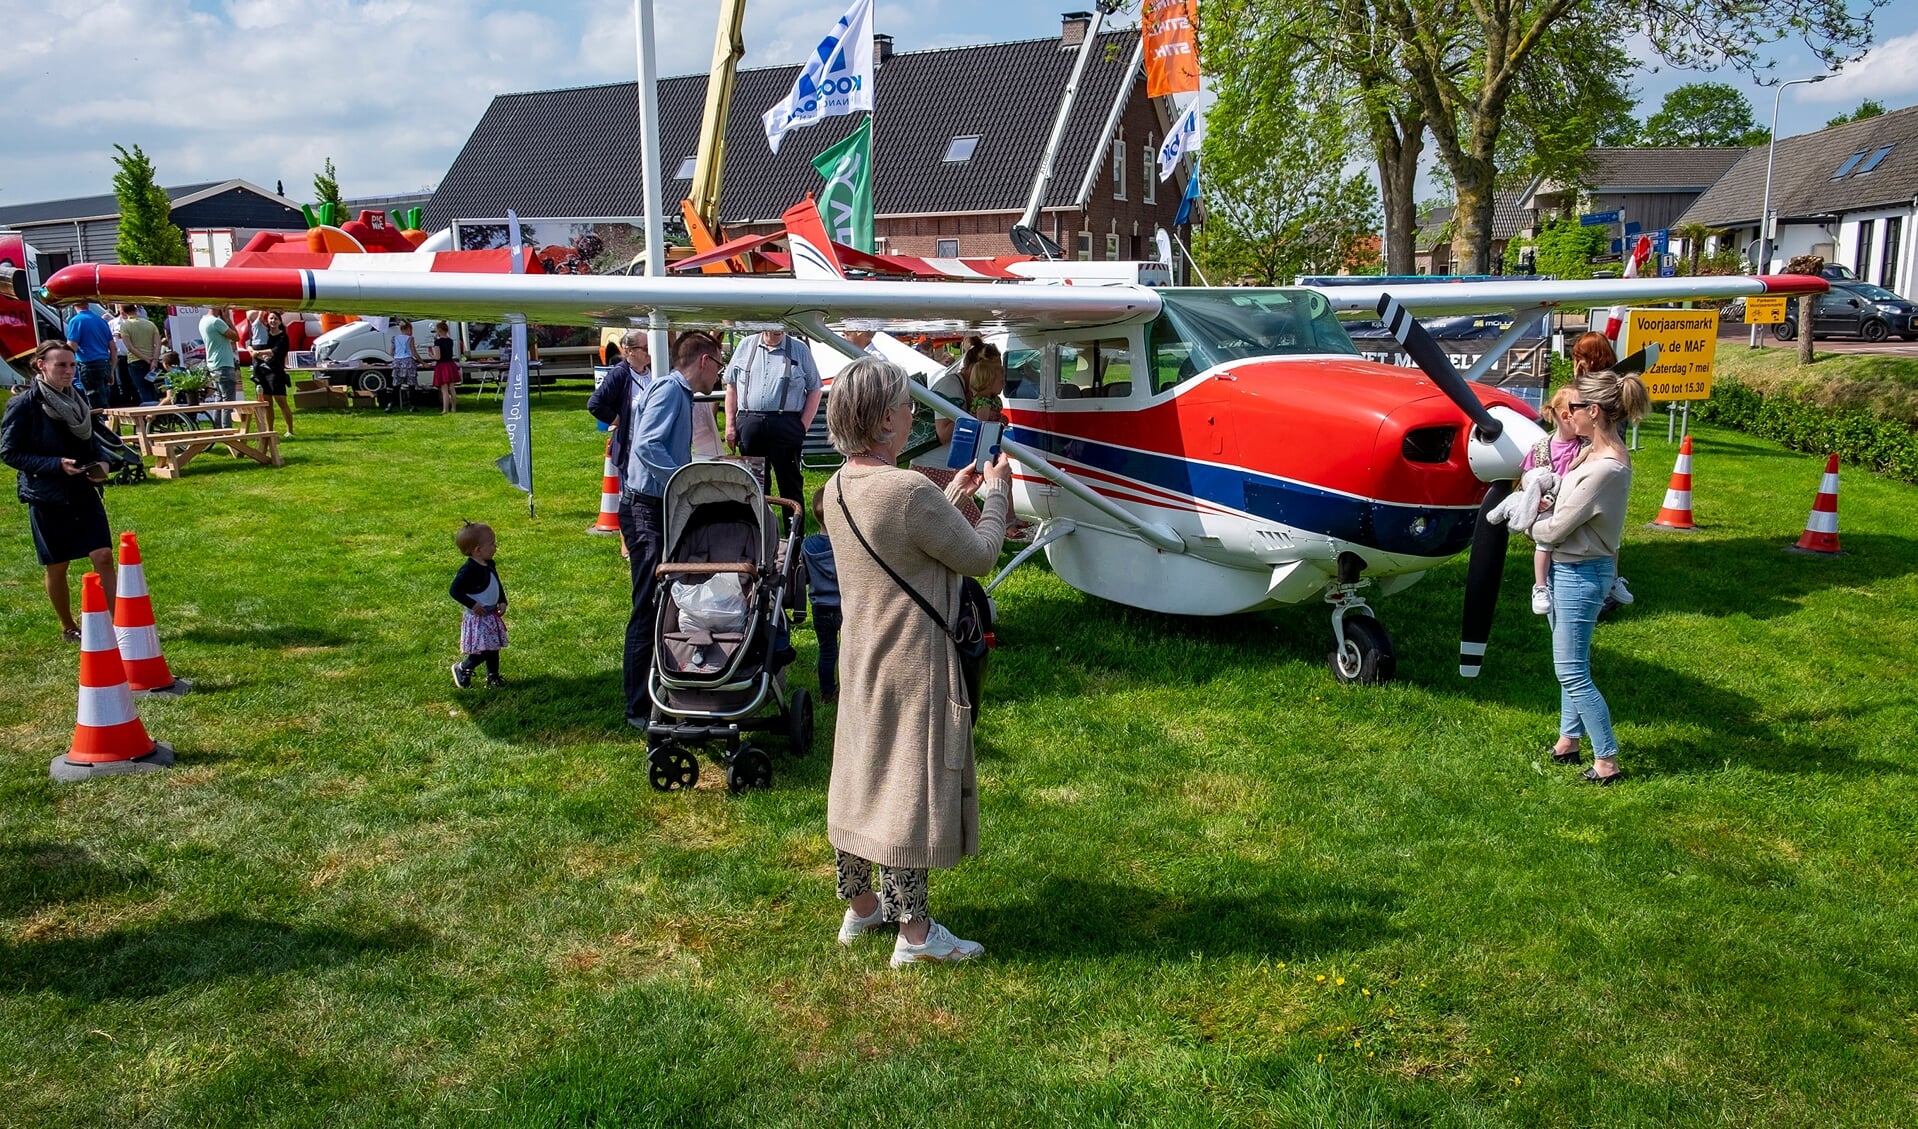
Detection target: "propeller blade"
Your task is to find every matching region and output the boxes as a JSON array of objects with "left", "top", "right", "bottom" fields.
[
  {"left": 1614, "top": 343, "right": 1660, "bottom": 375},
  {"left": 1459, "top": 481, "right": 1513, "bottom": 678},
  {"left": 1376, "top": 294, "right": 1503, "bottom": 443}
]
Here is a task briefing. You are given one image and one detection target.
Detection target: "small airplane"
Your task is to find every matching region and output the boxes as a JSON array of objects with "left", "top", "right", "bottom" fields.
[{"left": 32, "top": 232, "right": 1826, "bottom": 683}]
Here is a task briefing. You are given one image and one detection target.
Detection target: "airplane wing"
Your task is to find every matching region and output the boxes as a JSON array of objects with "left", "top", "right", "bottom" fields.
[
  {"left": 1314, "top": 274, "right": 1826, "bottom": 317},
  {"left": 41, "top": 264, "right": 1159, "bottom": 337}
]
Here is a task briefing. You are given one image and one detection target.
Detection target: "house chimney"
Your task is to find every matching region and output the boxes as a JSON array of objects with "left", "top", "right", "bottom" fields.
[
  {"left": 1061, "top": 11, "right": 1092, "bottom": 49},
  {"left": 874, "top": 32, "right": 893, "bottom": 65}
]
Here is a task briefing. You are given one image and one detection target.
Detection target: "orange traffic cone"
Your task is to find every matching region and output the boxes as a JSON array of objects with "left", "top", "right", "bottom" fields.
[
  {"left": 114, "top": 532, "right": 191, "bottom": 697},
  {"left": 1651, "top": 435, "right": 1697, "bottom": 530},
  {"left": 50, "top": 573, "right": 174, "bottom": 781},
  {"left": 589, "top": 436, "right": 621, "bottom": 535},
  {"left": 1789, "top": 454, "right": 1843, "bottom": 555}
]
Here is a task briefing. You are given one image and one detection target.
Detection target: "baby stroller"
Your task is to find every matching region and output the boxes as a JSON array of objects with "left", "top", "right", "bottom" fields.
[
  {"left": 91, "top": 418, "right": 147, "bottom": 486},
  {"left": 643, "top": 459, "right": 813, "bottom": 794}
]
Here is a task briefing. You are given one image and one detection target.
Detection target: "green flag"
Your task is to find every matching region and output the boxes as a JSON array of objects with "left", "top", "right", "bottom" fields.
[{"left": 811, "top": 115, "right": 874, "bottom": 253}]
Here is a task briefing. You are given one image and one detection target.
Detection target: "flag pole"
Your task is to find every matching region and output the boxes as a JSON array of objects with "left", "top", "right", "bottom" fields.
[{"left": 634, "top": 0, "right": 670, "bottom": 371}]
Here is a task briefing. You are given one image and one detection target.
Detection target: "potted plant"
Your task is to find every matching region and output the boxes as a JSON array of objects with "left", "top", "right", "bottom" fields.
[{"left": 169, "top": 364, "right": 212, "bottom": 405}]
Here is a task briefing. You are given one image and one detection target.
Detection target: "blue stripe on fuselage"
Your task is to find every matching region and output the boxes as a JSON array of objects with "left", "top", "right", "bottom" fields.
[{"left": 1009, "top": 426, "right": 1477, "bottom": 559}]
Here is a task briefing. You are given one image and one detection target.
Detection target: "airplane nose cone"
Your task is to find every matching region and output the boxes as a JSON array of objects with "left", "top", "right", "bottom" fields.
[{"left": 1467, "top": 405, "right": 1547, "bottom": 483}]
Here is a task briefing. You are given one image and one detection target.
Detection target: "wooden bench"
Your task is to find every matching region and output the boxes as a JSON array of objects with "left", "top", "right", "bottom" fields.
[{"left": 146, "top": 430, "right": 283, "bottom": 479}]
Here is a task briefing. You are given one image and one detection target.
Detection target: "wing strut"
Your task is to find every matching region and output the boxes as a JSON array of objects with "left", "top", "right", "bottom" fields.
[{"left": 787, "top": 313, "right": 1186, "bottom": 555}]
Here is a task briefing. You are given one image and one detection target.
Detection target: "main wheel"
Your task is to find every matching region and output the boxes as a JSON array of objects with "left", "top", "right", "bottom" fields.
[
  {"left": 1329, "top": 615, "right": 1396, "bottom": 685},
  {"left": 1771, "top": 320, "right": 1797, "bottom": 342},
  {"left": 786, "top": 688, "right": 814, "bottom": 756},
  {"left": 647, "top": 744, "right": 698, "bottom": 792},
  {"left": 1861, "top": 319, "right": 1889, "bottom": 343},
  {"left": 726, "top": 745, "right": 772, "bottom": 793}
]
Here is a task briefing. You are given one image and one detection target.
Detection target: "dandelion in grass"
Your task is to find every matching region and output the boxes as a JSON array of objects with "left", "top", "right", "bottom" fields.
[
  {"left": 1336, "top": 977, "right": 1345, "bottom": 986},
  {"left": 1316, "top": 974, "right": 1326, "bottom": 983}
]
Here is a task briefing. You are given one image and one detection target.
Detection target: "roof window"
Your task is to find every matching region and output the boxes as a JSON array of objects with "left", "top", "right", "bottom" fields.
[
  {"left": 943, "top": 135, "right": 980, "bottom": 163},
  {"left": 674, "top": 155, "right": 696, "bottom": 180},
  {"left": 1857, "top": 145, "right": 1893, "bottom": 174},
  {"left": 1830, "top": 151, "right": 1866, "bottom": 179}
]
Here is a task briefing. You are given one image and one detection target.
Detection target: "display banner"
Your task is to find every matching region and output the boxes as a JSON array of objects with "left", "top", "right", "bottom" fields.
[
  {"left": 1142, "top": 0, "right": 1200, "bottom": 97},
  {"left": 763, "top": 0, "right": 875, "bottom": 154},
  {"left": 497, "top": 210, "right": 533, "bottom": 507}
]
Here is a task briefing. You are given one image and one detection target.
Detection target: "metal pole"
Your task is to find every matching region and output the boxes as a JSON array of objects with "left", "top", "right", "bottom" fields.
[
  {"left": 1752, "top": 75, "right": 1826, "bottom": 348},
  {"left": 1018, "top": 8, "right": 1107, "bottom": 231},
  {"left": 635, "top": 0, "right": 671, "bottom": 369}
]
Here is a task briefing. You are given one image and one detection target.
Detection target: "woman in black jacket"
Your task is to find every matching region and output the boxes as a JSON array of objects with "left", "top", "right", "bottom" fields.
[{"left": 1, "top": 341, "right": 116, "bottom": 639}]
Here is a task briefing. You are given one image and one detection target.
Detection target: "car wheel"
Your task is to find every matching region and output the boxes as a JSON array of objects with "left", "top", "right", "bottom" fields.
[
  {"left": 1771, "top": 320, "right": 1797, "bottom": 342},
  {"left": 1861, "top": 319, "right": 1889, "bottom": 344}
]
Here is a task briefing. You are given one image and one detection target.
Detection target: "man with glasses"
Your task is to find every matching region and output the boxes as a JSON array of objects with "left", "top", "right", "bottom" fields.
[
  {"left": 620, "top": 332, "right": 725, "bottom": 724},
  {"left": 588, "top": 328, "right": 654, "bottom": 501}
]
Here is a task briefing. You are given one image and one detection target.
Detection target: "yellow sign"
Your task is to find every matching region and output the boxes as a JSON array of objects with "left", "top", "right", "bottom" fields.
[
  {"left": 1619, "top": 309, "right": 1718, "bottom": 402},
  {"left": 1745, "top": 295, "right": 1788, "bottom": 325}
]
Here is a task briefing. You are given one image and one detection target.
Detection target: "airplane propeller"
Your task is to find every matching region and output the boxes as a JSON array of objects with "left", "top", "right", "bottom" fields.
[
  {"left": 1376, "top": 295, "right": 1503, "bottom": 443},
  {"left": 1614, "top": 343, "right": 1659, "bottom": 375}
]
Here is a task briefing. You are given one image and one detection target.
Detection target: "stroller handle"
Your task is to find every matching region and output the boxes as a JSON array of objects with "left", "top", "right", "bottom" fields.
[{"left": 656, "top": 562, "right": 757, "bottom": 578}]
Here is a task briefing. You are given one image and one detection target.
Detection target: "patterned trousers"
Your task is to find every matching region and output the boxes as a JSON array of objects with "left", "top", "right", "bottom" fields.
[{"left": 835, "top": 850, "right": 928, "bottom": 923}]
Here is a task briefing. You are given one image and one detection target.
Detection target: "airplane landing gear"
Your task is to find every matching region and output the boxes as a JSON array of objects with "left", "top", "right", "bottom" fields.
[{"left": 1325, "top": 554, "right": 1396, "bottom": 685}]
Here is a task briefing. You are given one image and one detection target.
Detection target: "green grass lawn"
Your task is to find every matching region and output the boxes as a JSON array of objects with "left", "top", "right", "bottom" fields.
[{"left": 3, "top": 392, "right": 1916, "bottom": 1127}]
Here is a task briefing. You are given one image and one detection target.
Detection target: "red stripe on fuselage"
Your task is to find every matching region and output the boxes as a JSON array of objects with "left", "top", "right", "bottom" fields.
[{"left": 45, "top": 265, "right": 308, "bottom": 305}]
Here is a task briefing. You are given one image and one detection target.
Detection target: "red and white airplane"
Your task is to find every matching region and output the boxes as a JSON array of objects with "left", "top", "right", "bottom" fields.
[{"left": 33, "top": 241, "right": 1824, "bottom": 683}]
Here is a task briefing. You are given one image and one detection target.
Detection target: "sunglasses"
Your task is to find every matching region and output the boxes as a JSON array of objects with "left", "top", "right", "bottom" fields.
[{"left": 1568, "top": 401, "right": 1594, "bottom": 411}]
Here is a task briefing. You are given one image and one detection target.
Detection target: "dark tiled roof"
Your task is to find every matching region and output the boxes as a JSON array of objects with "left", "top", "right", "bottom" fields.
[
  {"left": 0, "top": 182, "right": 224, "bottom": 227},
  {"left": 1581, "top": 147, "right": 1748, "bottom": 191},
  {"left": 1678, "top": 104, "right": 1918, "bottom": 227},
  {"left": 425, "top": 30, "right": 1145, "bottom": 229},
  {"left": 1415, "top": 191, "right": 1529, "bottom": 251}
]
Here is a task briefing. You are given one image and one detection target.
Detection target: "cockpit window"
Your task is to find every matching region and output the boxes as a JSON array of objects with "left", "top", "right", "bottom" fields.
[{"left": 1149, "top": 288, "right": 1358, "bottom": 390}]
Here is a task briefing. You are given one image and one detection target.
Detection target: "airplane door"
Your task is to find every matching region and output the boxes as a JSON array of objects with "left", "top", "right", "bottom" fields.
[
  {"left": 1042, "top": 328, "right": 1149, "bottom": 523},
  {"left": 999, "top": 336, "right": 1056, "bottom": 518}
]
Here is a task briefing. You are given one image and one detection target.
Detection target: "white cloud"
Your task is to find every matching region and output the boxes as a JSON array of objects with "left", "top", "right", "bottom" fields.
[{"left": 1801, "top": 31, "right": 1918, "bottom": 104}]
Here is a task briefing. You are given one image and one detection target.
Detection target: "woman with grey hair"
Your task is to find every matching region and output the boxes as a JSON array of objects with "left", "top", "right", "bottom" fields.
[{"left": 823, "top": 355, "right": 1010, "bottom": 966}]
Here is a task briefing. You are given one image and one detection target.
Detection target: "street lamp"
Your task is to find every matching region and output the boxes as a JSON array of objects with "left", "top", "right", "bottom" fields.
[{"left": 1751, "top": 74, "right": 1828, "bottom": 347}]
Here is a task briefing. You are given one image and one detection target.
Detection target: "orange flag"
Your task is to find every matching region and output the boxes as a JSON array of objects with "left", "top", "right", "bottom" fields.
[{"left": 1143, "top": 0, "right": 1200, "bottom": 98}]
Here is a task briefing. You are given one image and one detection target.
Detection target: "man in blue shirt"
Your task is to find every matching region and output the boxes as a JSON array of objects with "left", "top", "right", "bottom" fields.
[
  {"left": 622, "top": 332, "right": 725, "bottom": 723},
  {"left": 64, "top": 305, "right": 116, "bottom": 409}
]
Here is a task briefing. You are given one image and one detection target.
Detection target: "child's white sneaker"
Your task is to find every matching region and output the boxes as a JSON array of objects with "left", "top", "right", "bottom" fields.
[
  {"left": 890, "top": 920, "right": 984, "bottom": 967},
  {"left": 1531, "top": 584, "right": 1552, "bottom": 615},
  {"left": 838, "top": 897, "right": 889, "bottom": 945},
  {"left": 1610, "top": 576, "right": 1634, "bottom": 605}
]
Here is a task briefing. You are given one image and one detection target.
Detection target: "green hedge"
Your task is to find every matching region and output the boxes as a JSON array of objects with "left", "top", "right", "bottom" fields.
[{"left": 1692, "top": 377, "right": 1918, "bottom": 483}]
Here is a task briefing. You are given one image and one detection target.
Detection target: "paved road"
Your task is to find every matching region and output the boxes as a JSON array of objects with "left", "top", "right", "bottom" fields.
[{"left": 1716, "top": 321, "right": 1918, "bottom": 358}]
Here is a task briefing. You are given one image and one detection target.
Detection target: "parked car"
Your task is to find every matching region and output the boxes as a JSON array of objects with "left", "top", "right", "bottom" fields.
[{"left": 1772, "top": 281, "right": 1918, "bottom": 343}]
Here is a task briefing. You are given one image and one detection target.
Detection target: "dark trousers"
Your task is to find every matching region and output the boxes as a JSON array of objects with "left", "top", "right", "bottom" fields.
[
  {"left": 619, "top": 492, "right": 666, "bottom": 720},
  {"left": 77, "top": 360, "right": 113, "bottom": 410},
  {"left": 128, "top": 360, "right": 157, "bottom": 405},
  {"left": 812, "top": 604, "right": 841, "bottom": 697},
  {"left": 458, "top": 650, "right": 500, "bottom": 677},
  {"left": 737, "top": 411, "right": 807, "bottom": 532}
]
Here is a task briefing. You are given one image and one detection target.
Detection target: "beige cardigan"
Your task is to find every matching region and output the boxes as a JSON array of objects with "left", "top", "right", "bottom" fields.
[
  {"left": 1532, "top": 454, "right": 1632, "bottom": 563},
  {"left": 823, "top": 464, "right": 1009, "bottom": 870}
]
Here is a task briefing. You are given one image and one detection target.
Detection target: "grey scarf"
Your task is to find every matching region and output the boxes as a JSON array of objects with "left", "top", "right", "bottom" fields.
[{"left": 36, "top": 377, "right": 95, "bottom": 441}]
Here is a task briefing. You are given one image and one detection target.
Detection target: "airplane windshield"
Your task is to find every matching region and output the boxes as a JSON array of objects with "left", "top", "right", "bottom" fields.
[{"left": 1149, "top": 288, "right": 1358, "bottom": 387}]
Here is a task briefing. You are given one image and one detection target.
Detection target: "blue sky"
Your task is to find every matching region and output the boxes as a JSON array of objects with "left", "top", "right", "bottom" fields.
[{"left": 3, "top": 2, "right": 1914, "bottom": 211}]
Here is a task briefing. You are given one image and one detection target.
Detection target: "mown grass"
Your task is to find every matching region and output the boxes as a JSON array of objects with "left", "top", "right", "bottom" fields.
[
  {"left": 2, "top": 391, "right": 1915, "bottom": 1127},
  {"left": 1714, "top": 344, "right": 1918, "bottom": 426}
]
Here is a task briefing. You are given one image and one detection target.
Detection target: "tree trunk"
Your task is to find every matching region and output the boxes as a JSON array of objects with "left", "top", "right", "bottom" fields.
[
  {"left": 1374, "top": 113, "right": 1423, "bottom": 274},
  {"left": 1797, "top": 294, "right": 1815, "bottom": 366},
  {"left": 1450, "top": 157, "right": 1499, "bottom": 274}
]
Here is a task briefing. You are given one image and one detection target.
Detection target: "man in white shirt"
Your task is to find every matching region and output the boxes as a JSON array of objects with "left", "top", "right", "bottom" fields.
[{"left": 722, "top": 329, "right": 822, "bottom": 530}]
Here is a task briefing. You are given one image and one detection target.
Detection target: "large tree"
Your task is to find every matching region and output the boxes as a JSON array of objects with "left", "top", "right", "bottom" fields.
[
  {"left": 1642, "top": 82, "right": 1769, "bottom": 147},
  {"left": 1382, "top": 0, "right": 1880, "bottom": 273},
  {"left": 111, "top": 143, "right": 187, "bottom": 266}
]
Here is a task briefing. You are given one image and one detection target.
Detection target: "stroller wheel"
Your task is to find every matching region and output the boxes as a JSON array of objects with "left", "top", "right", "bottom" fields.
[
  {"left": 726, "top": 745, "right": 772, "bottom": 793},
  {"left": 113, "top": 461, "right": 147, "bottom": 486},
  {"left": 786, "top": 688, "right": 814, "bottom": 756},
  {"left": 647, "top": 744, "right": 699, "bottom": 792}
]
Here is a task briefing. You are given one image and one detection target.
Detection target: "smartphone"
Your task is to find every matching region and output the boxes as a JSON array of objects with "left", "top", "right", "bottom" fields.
[
  {"left": 84, "top": 462, "right": 111, "bottom": 482},
  {"left": 946, "top": 418, "right": 1005, "bottom": 473}
]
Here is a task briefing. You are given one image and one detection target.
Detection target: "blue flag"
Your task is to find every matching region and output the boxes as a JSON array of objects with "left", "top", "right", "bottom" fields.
[{"left": 1174, "top": 160, "right": 1200, "bottom": 225}]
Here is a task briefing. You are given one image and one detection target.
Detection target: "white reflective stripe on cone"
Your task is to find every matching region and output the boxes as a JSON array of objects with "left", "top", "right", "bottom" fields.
[
  {"left": 1821, "top": 474, "right": 1841, "bottom": 493},
  {"left": 599, "top": 498, "right": 619, "bottom": 515},
  {"left": 82, "top": 610, "right": 116, "bottom": 651},
  {"left": 603, "top": 457, "right": 617, "bottom": 475},
  {"left": 76, "top": 683, "right": 139, "bottom": 728},
  {"left": 116, "top": 623, "right": 161, "bottom": 661},
  {"left": 119, "top": 564, "right": 149, "bottom": 599},
  {"left": 1674, "top": 457, "right": 1692, "bottom": 473},
  {"left": 1805, "top": 510, "right": 1839, "bottom": 534},
  {"left": 1662, "top": 489, "right": 1691, "bottom": 508}
]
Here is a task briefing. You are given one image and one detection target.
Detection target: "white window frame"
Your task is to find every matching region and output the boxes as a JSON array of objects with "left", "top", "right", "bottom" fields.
[
  {"left": 1111, "top": 139, "right": 1127, "bottom": 200},
  {"left": 1143, "top": 136, "right": 1156, "bottom": 204},
  {"left": 935, "top": 238, "right": 960, "bottom": 257},
  {"left": 943, "top": 135, "right": 981, "bottom": 163},
  {"left": 1076, "top": 231, "right": 1093, "bottom": 261},
  {"left": 1105, "top": 232, "right": 1121, "bottom": 260}
]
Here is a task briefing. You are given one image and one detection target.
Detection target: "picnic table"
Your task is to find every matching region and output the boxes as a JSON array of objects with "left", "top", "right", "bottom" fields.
[{"left": 99, "top": 401, "right": 283, "bottom": 479}]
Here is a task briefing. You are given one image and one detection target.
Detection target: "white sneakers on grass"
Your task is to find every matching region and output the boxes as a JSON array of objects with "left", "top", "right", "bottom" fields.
[
  {"left": 1610, "top": 576, "right": 1634, "bottom": 605},
  {"left": 838, "top": 899, "right": 888, "bottom": 945},
  {"left": 890, "top": 921, "right": 985, "bottom": 967}
]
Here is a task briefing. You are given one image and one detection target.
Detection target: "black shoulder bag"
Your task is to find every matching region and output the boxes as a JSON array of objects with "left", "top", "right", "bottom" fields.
[{"left": 834, "top": 479, "right": 993, "bottom": 726}]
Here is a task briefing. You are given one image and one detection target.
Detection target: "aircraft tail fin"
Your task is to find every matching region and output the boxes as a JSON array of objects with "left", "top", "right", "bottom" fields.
[{"left": 781, "top": 196, "right": 849, "bottom": 281}]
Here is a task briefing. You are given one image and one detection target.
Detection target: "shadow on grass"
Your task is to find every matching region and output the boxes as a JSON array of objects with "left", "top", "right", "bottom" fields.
[
  {"left": 978, "top": 876, "right": 1398, "bottom": 962},
  {"left": 0, "top": 842, "right": 151, "bottom": 918},
  {"left": 463, "top": 670, "right": 631, "bottom": 747},
  {"left": 1612, "top": 533, "right": 1918, "bottom": 620},
  {"left": 175, "top": 623, "right": 352, "bottom": 649},
  {"left": 0, "top": 911, "right": 430, "bottom": 1000}
]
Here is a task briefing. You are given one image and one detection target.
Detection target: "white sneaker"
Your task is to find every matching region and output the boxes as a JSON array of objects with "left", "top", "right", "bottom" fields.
[
  {"left": 838, "top": 898, "right": 888, "bottom": 945},
  {"left": 1610, "top": 576, "right": 1634, "bottom": 605},
  {"left": 1531, "top": 584, "right": 1552, "bottom": 615},
  {"left": 890, "top": 920, "right": 985, "bottom": 967}
]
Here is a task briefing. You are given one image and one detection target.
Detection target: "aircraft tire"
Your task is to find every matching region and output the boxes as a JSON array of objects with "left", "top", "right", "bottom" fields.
[{"left": 1330, "top": 615, "right": 1396, "bottom": 685}]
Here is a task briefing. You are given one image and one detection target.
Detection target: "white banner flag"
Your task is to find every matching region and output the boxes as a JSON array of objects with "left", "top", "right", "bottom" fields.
[
  {"left": 1158, "top": 99, "right": 1201, "bottom": 181},
  {"left": 762, "top": 0, "right": 875, "bottom": 155}
]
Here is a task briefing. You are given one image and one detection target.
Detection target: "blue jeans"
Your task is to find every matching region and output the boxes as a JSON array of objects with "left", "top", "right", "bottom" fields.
[
  {"left": 77, "top": 359, "right": 114, "bottom": 409},
  {"left": 1550, "top": 557, "right": 1619, "bottom": 760},
  {"left": 812, "top": 603, "right": 841, "bottom": 697}
]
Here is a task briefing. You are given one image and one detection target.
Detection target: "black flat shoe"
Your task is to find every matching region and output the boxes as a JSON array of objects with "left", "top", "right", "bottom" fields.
[
  {"left": 1550, "top": 747, "right": 1584, "bottom": 765},
  {"left": 1578, "top": 767, "right": 1622, "bottom": 786}
]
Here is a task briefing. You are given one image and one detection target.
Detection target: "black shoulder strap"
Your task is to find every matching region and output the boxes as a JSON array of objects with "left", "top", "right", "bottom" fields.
[{"left": 833, "top": 475, "right": 957, "bottom": 643}]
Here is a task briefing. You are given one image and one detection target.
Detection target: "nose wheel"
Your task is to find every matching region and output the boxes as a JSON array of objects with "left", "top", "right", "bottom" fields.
[{"left": 1326, "top": 578, "right": 1395, "bottom": 685}]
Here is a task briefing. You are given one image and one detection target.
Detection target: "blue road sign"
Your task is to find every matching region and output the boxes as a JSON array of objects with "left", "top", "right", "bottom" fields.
[
  {"left": 1625, "top": 221, "right": 1642, "bottom": 236},
  {"left": 1580, "top": 210, "right": 1622, "bottom": 226}
]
